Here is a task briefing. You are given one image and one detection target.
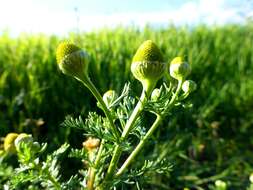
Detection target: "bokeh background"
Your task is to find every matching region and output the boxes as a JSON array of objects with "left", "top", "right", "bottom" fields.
[{"left": 1, "top": 0, "right": 253, "bottom": 189}]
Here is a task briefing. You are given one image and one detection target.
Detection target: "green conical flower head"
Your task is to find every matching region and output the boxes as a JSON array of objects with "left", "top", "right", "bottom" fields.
[
  {"left": 131, "top": 40, "right": 165, "bottom": 93},
  {"left": 132, "top": 40, "right": 163, "bottom": 63},
  {"left": 56, "top": 42, "right": 81, "bottom": 64},
  {"left": 56, "top": 42, "right": 89, "bottom": 81},
  {"left": 169, "top": 57, "right": 191, "bottom": 81}
]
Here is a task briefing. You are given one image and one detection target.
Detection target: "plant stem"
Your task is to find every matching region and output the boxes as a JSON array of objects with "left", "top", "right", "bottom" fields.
[
  {"left": 122, "top": 90, "right": 146, "bottom": 138},
  {"left": 116, "top": 114, "right": 163, "bottom": 176},
  {"left": 168, "top": 79, "right": 183, "bottom": 105},
  {"left": 116, "top": 79, "right": 183, "bottom": 176},
  {"left": 81, "top": 78, "right": 120, "bottom": 139},
  {"left": 104, "top": 89, "right": 148, "bottom": 181},
  {"left": 87, "top": 140, "right": 105, "bottom": 190},
  {"left": 80, "top": 77, "right": 120, "bottom": 189}
]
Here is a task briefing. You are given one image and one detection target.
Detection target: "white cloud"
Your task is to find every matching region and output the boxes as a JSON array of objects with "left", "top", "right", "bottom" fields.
[
  {"left": 77, "top": 0, "right": 244, "bottom": 31},
  {"left": 0, "top": 0, "right": 247, "bottom": 36},
  {"left": 0, "top": 0, "right": 75, "bottom": 35}
]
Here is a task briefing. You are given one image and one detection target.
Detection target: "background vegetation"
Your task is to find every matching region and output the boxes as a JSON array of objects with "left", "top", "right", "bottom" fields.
[{"left": 1, "top": 24, "right": 253, "bottom": 189}]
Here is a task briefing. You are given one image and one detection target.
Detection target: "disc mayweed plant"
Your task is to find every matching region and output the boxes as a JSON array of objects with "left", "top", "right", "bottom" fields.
[
  {"left": 0, "top": 40, "right": 197, "bottom": 190},
  {"left": 56, "top": 40, "right": 196, "bottom": 189}
]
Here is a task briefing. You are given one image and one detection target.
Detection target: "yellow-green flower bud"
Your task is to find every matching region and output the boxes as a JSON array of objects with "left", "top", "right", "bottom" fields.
[
  {"left": 151, "top": 88, "right": 161, "bottom": 101},
  {"left": 215, "top": 180, "right": 227, "bottom": 190},
  {"left": 56, "top": 42, "right": 89, "bottom": 81},
  {"left": 4, "top": 133, "right": 18, "bottom": 153},
  {"left": 14, "top": 133, "right": 33, "bottom": 150},
  {"left": 182, "top": 80, "right": 197, "bottom": 94},
  {"left": 250, "top": 173, "right": 253, "bottom": 183},
  {"left": 131, "top": 40, "right": 165, "bottom": 94},
  {"left": 103, "top": 90, "right": 118, "bottom": 107},
  {"left": 169, "top": 57, "right": 191, "bottom": 81}
]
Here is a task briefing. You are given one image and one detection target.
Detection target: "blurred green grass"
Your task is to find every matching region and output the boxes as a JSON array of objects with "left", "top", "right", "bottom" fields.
[{"left": 0, "top": 24, "right": 253, "bottom": 189}]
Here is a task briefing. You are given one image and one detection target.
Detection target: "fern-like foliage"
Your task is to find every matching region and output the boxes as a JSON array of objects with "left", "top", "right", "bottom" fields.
[
  {"left": 62, "top": 113, "right": 117, "bottom": 143},
  {"left": 7, "top": 143, "right": 70, "bottom": 190}
]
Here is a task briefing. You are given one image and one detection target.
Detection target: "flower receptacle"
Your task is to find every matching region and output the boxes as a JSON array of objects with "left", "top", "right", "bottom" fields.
[
  {"left": 169, "top": 57, "right": 191, "bottom": 81},
  {"left": 182, "top": 80, "right": 197, "bottom": 94},
  {"left": 131, "top": 40, "right": 165, "bottom": 94},
  {"left": 56, "top": 42, "right": 89, "bottom": 82}
]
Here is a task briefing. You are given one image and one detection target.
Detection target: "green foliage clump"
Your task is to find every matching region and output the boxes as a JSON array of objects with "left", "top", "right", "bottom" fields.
[{"left": 0, "top": 24, "right": 253, "bottom": 189}]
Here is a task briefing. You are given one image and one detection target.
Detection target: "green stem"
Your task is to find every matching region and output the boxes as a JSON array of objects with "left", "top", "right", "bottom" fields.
[
  {"left": 80, "top": 77, "right": 120, "bottom": 189},
  {"left": 104, "top": 86, "right": 152, "bottom": 182},
  {"left": 116, "top": 79, "right": 183, "bottom": 176},
  {"left": 168, "top": 79, "right": 183, "bottom": 105},
  {"left": 104, "top": 90, "right": 146, "bottom": 179},
  {"left": 47, "top": 173, "right": 61, "bottom": 190},
  {"left": 80, "top": 78, "right": 120, "bottom": 139},
  {"left": 122, "top": 90, "right": 146, "bottom": 138},
  {"left": 87, "top": 140, "right": 105, "bottom": 190},
  {"left": 116, "top": 115, "right": 163, "bottom": 176}
]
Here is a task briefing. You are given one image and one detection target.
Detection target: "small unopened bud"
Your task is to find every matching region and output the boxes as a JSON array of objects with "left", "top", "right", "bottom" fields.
[
  {"left": 169, "top": 57, "right": 191, "bottom": 81},
  {"left": 32, "top": 142, "right": 41, "bottom": 152},
  {"left": 56, "top": 42, "right": 89, "bottom": 81},
  {"left": 250, "top": 173, "right": 253, "bottom": 183},
  {"left": 215, "top": 180, "right": 227, "bottom": 190},
  {"left": 14, "top": 133, "right": 33, "bottom": 150},
  {"left": 102, "top": 90, "right": 118, "bottom": 107},
  {"left": 83, "top": 137, "right": 100, "bottom": 152},
  {"left": 131, "top": 40, "right": 165, "bottom": 94},
  {"left": 151, "top": 88, "right": 161, "bottom": 101},
  {"left": 182, "top": 80, "right": 197, "bottom": 94},
  {"left": 4, "top": 133, "right": 18, "bottom": 153}
]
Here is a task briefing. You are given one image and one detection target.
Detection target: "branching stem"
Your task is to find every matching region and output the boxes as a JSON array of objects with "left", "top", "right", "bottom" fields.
[
  {"left": 80, "top": 78, "right": 120, "bottom": 139},
  {"left": 80, "top": 77, "right": 120, "bottom": 189},
  {"left": 104, "top": 90, "right": 147, "bottom": 180},
  {"left": 116, "top": 79, "right": 183, "bottom": 176},
  {"left": 104, "top": 83, "right": 155, "bottom": 184},
  {"left": 116, "top": 114, "right": 163, "bottom": 176}
]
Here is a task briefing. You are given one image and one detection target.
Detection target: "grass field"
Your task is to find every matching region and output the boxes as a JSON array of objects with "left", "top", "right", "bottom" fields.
[{"left": 1, "top": 24, "right": 253, "bottom": 189}]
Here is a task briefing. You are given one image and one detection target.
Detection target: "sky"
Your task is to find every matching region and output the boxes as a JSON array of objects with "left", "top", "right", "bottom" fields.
[{"left": 0, "top": 0, "right": 252, "bottom": 36}]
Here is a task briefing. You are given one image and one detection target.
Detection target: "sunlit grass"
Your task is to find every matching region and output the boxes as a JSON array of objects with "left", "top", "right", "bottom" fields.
[{"left": 0, "top": 24, "right": 253, "bottom": 189}]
